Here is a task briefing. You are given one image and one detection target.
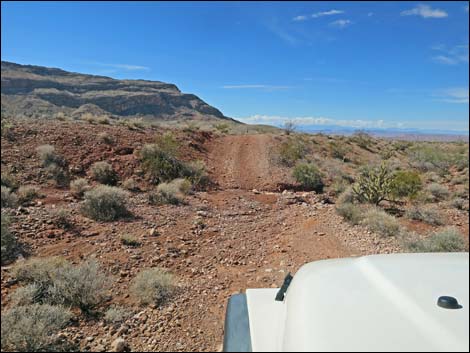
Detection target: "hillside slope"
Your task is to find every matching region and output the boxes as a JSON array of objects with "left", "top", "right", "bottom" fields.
[{"left": 1, "top": 61, "right": 236, "bottom": 122}]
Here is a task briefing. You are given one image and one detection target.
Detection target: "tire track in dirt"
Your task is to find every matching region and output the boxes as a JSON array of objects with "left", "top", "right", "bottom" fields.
[{"left": 206, "top": 134, "right": 290, "bottom": 191}]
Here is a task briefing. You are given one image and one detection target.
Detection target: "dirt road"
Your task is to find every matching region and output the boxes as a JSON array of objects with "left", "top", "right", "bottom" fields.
[{"left": 206, "top": 134, "right": 291, "bottom": 191}]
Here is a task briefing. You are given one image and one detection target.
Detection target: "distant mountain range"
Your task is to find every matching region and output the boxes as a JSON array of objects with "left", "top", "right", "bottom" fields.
[{"left": 1, "top": 61, "right": 236, "bottom": 123}]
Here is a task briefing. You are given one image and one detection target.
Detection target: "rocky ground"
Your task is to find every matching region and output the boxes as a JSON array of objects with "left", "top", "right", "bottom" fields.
[{"left": 1, "top": 119, "right": 468, "bottom": 352}]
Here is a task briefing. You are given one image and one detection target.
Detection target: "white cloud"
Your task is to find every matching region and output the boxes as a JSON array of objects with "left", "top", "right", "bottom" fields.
[
  {"left": 401, "top": 4, "right": 448, "bottom": 18},
  {"left": 237, "top": 114, "right": 402, "bottom": 129},
  {"left": 222, "top": 84, "right": 291, "bottom": 90},
  {"left": 329, "top": 19, "right": 352, "bottom": 28},
  {"left": 436, "top": 87, "right": 469, "bottom": 104},
  {"left": 431, "top": 44, "right": 469, "bottom": 65},
  {"left": 293, "top": 9, "right": 344, "bottom": 21}
]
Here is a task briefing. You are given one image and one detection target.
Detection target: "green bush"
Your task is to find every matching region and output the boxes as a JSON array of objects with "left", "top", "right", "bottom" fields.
[
  {"left": 130, "top": 268, "right": 175, "bottom": 306},
  {"left": 329, "top": 141, "right": 348, "bottom": 161},
  {"left": 81, "top": 185, "right": 129, "bottom": 221},
  {"left": 405, "top": 205, "right": 444, "bottom": 225},
  {"left": 155, "top": 132, "right": 180, "bottom": 157},
  {"left": 1, "top": 304, "right": 73, "bottom": 352},
  {"left": 406, "top": 228, "right": 466, "bottom": 252},
  {"left": 1, "top": 214, "right": 18, "bottom": 265},
  {"left": 292, "top": 163, "right": 323, "bottom": 192},
  {"left": 90, "top": 161, "right": 118, "bottom": 185},
  {"left": 70, "top": 178, "right": 90, "bottom": 198},
  {"left": 390, "top": 170, "right": 422, "bottom": 200},
  {"left": 408, "top": 144, "right": 450, "bottom": 173},
  {"left": 361, "top": 208, "right": 402, "bottom": 237},
  {"left": 336, "top": 202, "right": 363, "bottom": 225},
  {"left": 352, "top": 163, "right": 393, "bottom": 205},
  {"left": 140, "top": 144, "right": 186, "bottom": 183},
  {"left": 1, "top": 186, "right": 18, "bottom": 208},
  {"left": 278, "top": 138, "right": 307, "bottom": 167}
]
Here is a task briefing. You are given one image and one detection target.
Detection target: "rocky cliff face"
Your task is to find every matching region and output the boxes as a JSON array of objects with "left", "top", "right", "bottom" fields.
[{"left": 1, "top": 61, "right": 233, "bottom": 121}]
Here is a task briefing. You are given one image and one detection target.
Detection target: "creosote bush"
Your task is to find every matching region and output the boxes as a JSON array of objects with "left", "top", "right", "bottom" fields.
[
  {"left": 90, "top": 161, "right": 118, "bottom": 185},
  {"left": 405, "top": 228, "right": 466, "bottom": 253},
  {"left": 130, "top": 268, "right": 175, "bottom": 306},
  {"left": 361, "top": 208, "right": 402, "bottom": 237},
  {"left": 278, "top": 138, "right": 307, "bottom": 167},
  {"left": 81, "top": 185, "right": 129, "bottom": 221},
  {"left": 140, "top": 144, "right": 185, "bottom": 184},
  {"left": 389, "top": 170, "right": 422, "bottom": 200},
  {"left": 292, "top": 163, "right": 323, "bottom": 192},
  {"left": 1, "top": 304, "right": 73, "bottom": 352}
]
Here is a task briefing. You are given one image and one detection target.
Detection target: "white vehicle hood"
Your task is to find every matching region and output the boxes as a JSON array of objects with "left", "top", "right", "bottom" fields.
[{"left": 246, "top": 252, "right": 469, "bottom": 352}]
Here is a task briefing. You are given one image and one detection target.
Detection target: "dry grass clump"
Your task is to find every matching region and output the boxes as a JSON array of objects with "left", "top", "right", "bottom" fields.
[
  {"left": 90, "top": 161, "right": 118, "bottom": 185},
  {"left": 405, "top": 228, "right": 466, "bottom": 253},
  {"left": 16, "top": 186, "right": 40, "bottom": 204},
  {"left": 405, "top": 205, "right": 444, "bottom": 225},
  {"left": 1, "top": 186, "right": 18, "bottom": 208},
  {"left": 81, "top": 185, "right": 129, "bottom": 221},
  {"left": 130, "top": 268, "right": 175, "bottom": 306},
  {"left": 361, "top": 207, "right": 402, "bottom": 237},
  {"left": 70, "top": 178, "right": 90, "bottom": 198}
]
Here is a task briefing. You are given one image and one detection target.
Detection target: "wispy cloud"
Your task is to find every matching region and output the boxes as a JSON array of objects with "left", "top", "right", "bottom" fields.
[
  {"left": 293, "top": 9, "right": 344, "bottom": 21},
  {"left": 222, "top": 84, "right": 291, "bottom": 91},
  {"left": 401, "top": 4, "right": 448, "bottom": 18},
  {"left": 237, "top": 114, "right": 403, "bottom": 129},
  {"left": 435, "top": 87, "right": 469, "bottom": 104},
  {"left": 93, "top": 62, "right": 150, "bottom": 71},
  {"left": 329, "top": 19, "right": 353, "bottom": 28},
  {"left": 431, "top": 44, "right": 469, "bottom": 65}
]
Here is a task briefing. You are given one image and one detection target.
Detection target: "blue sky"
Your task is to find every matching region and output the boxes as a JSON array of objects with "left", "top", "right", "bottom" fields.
[{"left": 2, "top": 1, "right": 469, "bottom": 132}]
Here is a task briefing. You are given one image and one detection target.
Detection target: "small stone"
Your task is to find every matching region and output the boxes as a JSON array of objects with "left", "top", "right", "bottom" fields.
[{"left": 111, "top": 338, "right": 129, "bottom": 352}]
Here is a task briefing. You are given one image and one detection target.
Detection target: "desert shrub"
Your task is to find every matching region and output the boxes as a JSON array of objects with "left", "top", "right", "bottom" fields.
[
  {"left": 55, "top": 112, "right": 66, "bottom": 121},
  {"left": 48, "top": 260, "right": 109, "bottom": 313},
  {"left": 1, "top": 214, "right": 18, "bottom": 264},
  {"left": 1, "top": 186, "right": 18, "bottom": 208},
  {"left": 352, "top": 131, "right": 373, "bottom": 150},
  {"left": 130, "top": 268, "right": 175, "bottom": 306},
  {"left": 155, "top": 132, "right": 180, "bottom": 156},
  {"left": 122, "top": 178, "right": 139, "bottom": 191},
  {"left": 98, "top": 132, "right": 114, "bottom": 145},
  {"left": 390, "top": 170, "right": 422, "bottom": 200},
  {"left": 90, "top": 161, "right": 118, "bottom": 185},
  {"left": 337, "top": 187, "right": 357, "bottom": 204},
  {"left": 149, "top": 181, "right": 184, "bottom": 205},
  {"left": 336, "top": 202, "right": 363, "bottom": 225},
  {"left": 17, "top": 186, "right": 39, "bottom": 204},
  {"left": 81, "top": 113, "right": 98, "bottom": 124},
  {"left": 70, "top": 178, "right": 90, "bottom": 198},
  {"left": 51, "top": 209, "right": 73, "bottom": 229},
  {"left": 1, "top": 304, "right": 73, "bottom": 352},
  {"left": 140, "top": 144, "right": 186, "bottom": 183},
  {"left": 1, "top": 118, "right": 14, "bottom": 138},
  {"left": 451, "top": 197, "right": 468, "bottom": 211},
  {"left": 10, "top": 284, "right": 40, "bottom": 306},
  {"left": 391, "top": 140, "right": 412, "bottom": 152},
  {"left": 329, "top": 141, "right": 348, "bottom": 161},
  {"left": 283, "top": 120, "right": 296, "bottom": 135},
  {"left": 330, "top": 178, "right": 350, "bottom": 196},
  {"left": 96, "top": 116, "right": 110, "bottom": 125},
  {"left": 14, "top": 258, "right": 109, "bottom": 313},
  {"left": 292, "top": 163, "right": 323, "bottom": 192},
  {"left": 121, "top": 117, "right": 144, "bottom": 130},
  {"left": 1, "top": 172, "right": 18, "bottom": 190},
  {"left": 36, "top": 145, "right": 65, "bottom": 168},
  {"left": 46, "top": 163, "right": 69, "bottom": 187},
  {"left": 408, "top": 144, "right": 450, "bottom": 173},
  {"left": 361, "top": 208, "right": 402, "bottom": 237},
  {"left": 278, "top": 138, "right": 306, "bottom": 167},
  {"left": 183, "top": 161, "right": 209, "bottom": 189},
  {"left": 406, "top": 228, "right": 466, "bottom": 253},
  {"left": 120, "top": 235, "right": 141, "bottom": 247},
  {"left": 405, "top": 205, "right": 444, "bottom": 225},
  {"left": 170, "top": 178, "right": 192, "bottom": 195},
  {"left": 104, "top": 306, "right": 132, "bottom": 325},
  {"left": 214, "top": 123, "right": 230, "bottom": 134},
  {"left": 450, "top": 174, "right": 468, "bottom": 185},
  {"left": 352, "top": 163, "right": 393, "bottom": 205},
  {"left": 81, "top": 185, "right": 129, "bottom": 221},
  {"left": 425, "top": 183, "right": 450, "bottom": 201}
]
